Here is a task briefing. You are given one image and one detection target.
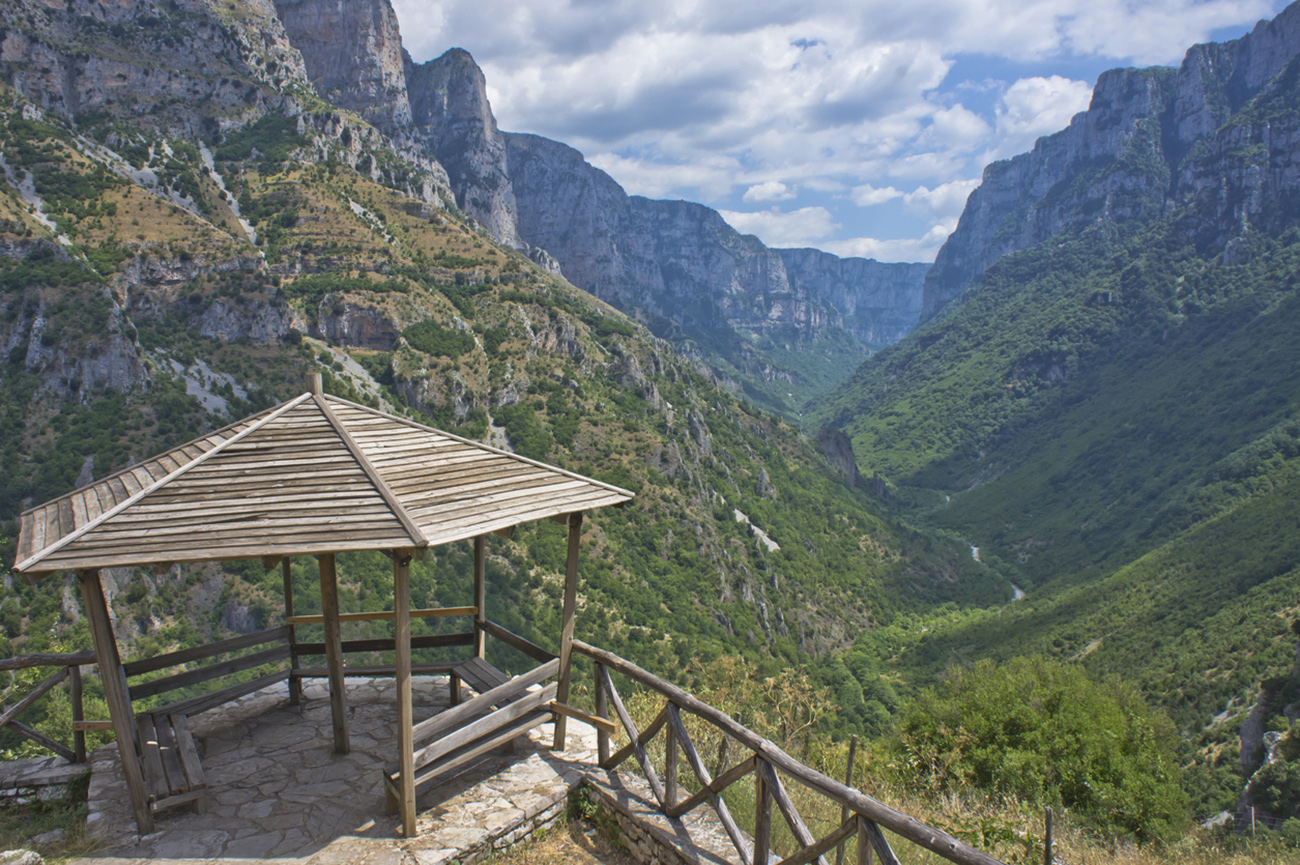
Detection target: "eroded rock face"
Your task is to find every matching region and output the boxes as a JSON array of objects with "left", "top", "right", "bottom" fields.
[
  {"left": 272, "top": 0, "right": 412, "bottom": 129},
  {"left": 777, "top": 249, "right": 928, "bottom": 346},
  {"left": 922, "top": 1, "right": 1300, "bottom": 319},
  {"left": 504, "top": 132, "right": 927, "bottom": 348},
  {"left": 0, "top": 0, "right": 309, "bottom": 136},
  {"left": 407, "top": 48, "right": 523, "bottom": 248}
]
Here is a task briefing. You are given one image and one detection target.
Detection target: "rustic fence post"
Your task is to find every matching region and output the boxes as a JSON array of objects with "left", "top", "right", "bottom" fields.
[
  {"left": 837, "top": 735, "right": 859, "bottom": 865},
  {"left": 595, "top": 661, "right": 610, "bottom": 766},
  {"left": 754, "top": 758, "right": 773, "bottom": 865},
  {"left": 1044, "top": 806, "right": 1052, "bottom": 865},
  {"left": 69, "top": 665, "right": 85, "bottom": 763}
]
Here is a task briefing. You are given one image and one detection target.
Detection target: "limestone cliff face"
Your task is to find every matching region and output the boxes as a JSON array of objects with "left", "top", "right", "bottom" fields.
[
  {"left": 923, "top": 2, "right": 1300, "bottom": 319},
  {"left": 406, "top": 48, "right": 522, "bottom": 248},
  {"left": 776, "top": 249, "right": 928, "bottom": 346},
  {"left": 271, "top": 0, "right": 411, "bottom": 129},
  {"left": 504, "top": 132, "right": 924, "bottom": 348},
  {"left": 0, "top": 0, "right": 310, "bottom": 137}
]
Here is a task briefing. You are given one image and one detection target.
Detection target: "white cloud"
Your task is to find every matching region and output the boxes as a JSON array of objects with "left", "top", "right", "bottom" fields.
[
  {"left": 821, "top": 223, "right": 954, "bottom": 263},
  {"left": 718, "top": 206, "right": 839, "bottom": 247},
  {"left": 743, "top": 181, "right": 797, "bottom": 203},
  {"left": 389, "top": 0, "right": 1291, "bottom": 260},
  {"left": 903, "top": 179, "right": 981, "bottom": 220},
  {"left": 851, "top": 184, "right": 903, "bottom": 207},
  {"left": 994, "top": 75, "right": 1094, "bottom": 154}
]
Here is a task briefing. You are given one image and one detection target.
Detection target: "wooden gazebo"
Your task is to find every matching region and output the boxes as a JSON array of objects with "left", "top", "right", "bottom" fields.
[{"left": 11, "top": 376, "right": 633, "bottom": 837}]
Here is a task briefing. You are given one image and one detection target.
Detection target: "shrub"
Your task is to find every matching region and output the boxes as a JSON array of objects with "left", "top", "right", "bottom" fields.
[{"left": 889, "top": 656, "right": 1189, "bottom": 843}]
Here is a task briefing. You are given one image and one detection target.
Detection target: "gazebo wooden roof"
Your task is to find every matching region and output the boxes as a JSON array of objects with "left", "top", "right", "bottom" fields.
[
  {"left": 15, "top": 390, "right": 632, "bottom": 576},
  {"left": 10, "top": 378, "right": 633, "bottom": 838}
]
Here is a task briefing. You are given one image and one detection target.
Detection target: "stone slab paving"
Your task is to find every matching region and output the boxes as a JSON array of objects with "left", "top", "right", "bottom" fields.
[
  {"left": 0, "top": 755, "right": 88, "bottom": 795},
  {"left": 71, "top": 677, "right": 627, "bottom": 865}
]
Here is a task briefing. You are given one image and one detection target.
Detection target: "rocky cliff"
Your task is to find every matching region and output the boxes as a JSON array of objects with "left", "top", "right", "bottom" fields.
[
  {"left": 405, "top": 48, "right": 523, "bottom": 249},
  {"left": 777, "top": 249, "right": 928, "bottom": 346},
  {"left": 922, "top": 1, "right": 1300, "bottom": 318}
]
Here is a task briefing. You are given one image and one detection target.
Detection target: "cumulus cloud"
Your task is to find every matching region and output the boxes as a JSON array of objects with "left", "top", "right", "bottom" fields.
[
  {"left": 391, "top": 0, "right": 1289, "bottom": 260},
  {"left": 903, "top": 179, "right": 981, "bottom": 220},
  {"left": 744, "top": 181, "right": 797, "bottom": 203},
  {"left": 821, "top": 223, "right": 955, "bottom": 263},
  {"left": 851, "top": 184, "right": 903, "bottom": 207},
  {"left": 994, "top": 75, "right": 1094, "bottom": 154},
  {"left": 718, "top": 207, "right": 839, "bottom": 247}
]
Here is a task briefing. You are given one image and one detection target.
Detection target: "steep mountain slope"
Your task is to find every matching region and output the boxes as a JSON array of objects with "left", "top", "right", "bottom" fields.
[
  {"left": 0, "top": 0, "right": 1000, "bottom": 698},
  {"left": 920, "top": 2, "right": 1300, "bottom": 320},
  {"left": 808, "top": 0, "right": 1300, "bottom": 812},
  {"left": 502, "top": 130, "right": 925, "bottom": 413}
]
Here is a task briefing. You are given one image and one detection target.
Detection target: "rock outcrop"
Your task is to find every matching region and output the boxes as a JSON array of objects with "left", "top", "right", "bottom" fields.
[
  {"left": 777, "top": 249, "right": 928, "bottom": 346},
  {"left": 923, "top": 2, "right": 1300, "bottom": 319},
  {"left": 272, "top": 0, "right": 411, "bottom": 129},
  {"left": 406, "top": 49, "right": 523, "bottom": 248}
]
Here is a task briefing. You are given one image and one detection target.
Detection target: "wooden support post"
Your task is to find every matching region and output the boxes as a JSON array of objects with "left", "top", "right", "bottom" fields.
[
  {"left": 552, "top": 512, "right": 583, "bottom": 751},
  {"left": 1044, "top": 806, "right": 1053, "bottom": 865},
  {"left": 70, "top": 664, "right": 86, "bottom": 763},
  {"left": 595, "top": 662, "right": 610, "bottom": 765},
  {"left": 665, "top": 716, "right": 679, "bottom": 809},
  {"left": 79, "top": 570, "right": 153, "bottom": 835},
  {"left": 318, "top": 553, "right": 350, "bottom": 754},
  {"left": 754, "top": 759, "right": 773, "bottom": 865},
  {"left": 836, "top": 735, "right": 858, "bottom": 865},
  {"left": 473, "top": 535, "right": 486, "bottom": 659},
  {"left": 857, "top": 816, "right": 874, "bottom": 865},
  {"left": 283, "top": 558, "right": 301, "bottom": 706},
  {"left": 394, "top": 550, "right": 417, "bottom": 837}
]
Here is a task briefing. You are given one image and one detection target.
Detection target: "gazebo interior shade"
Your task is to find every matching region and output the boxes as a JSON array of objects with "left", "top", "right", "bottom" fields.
[{"left": 15, "top": 390, "right": 634, "bottom": 576}]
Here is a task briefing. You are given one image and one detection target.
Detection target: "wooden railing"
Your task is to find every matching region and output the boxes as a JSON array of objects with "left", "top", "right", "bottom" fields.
[
  {"left": 0, "top": 651, "right": 97, "bottom": 763},
  {"left": 574, "top": 640, "right": 1007, "bottom": 865}
]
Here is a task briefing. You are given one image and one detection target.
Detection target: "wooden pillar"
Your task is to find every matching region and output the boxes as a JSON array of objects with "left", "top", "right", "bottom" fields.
[
  {"left": 754, "top": 761, "right": 773, "bottom": 865},
  {"left": 69, "top": 664, "right": 85, "bottom": 763},
  {"left": 282, "top": 558, "right": 301, "bottom": 706},
  {"left": 473, "top": 535, "right": 486, "bottom": 659},
  {"left": 552, "top": 511, "right": 583, "bottom": 750},
  {"left": 78, "top": 570, "right": 153, "bottom": 835},
  {"left": 394, "top": 550, "right": 416, "bottom": 837},
  {"left": 318, "top": 553, "right": 349, "bottom": 754}
]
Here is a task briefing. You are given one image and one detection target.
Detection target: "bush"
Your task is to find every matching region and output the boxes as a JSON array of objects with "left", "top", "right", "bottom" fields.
[
  {"left": 403, "top": 319, "right": 475, "bottom": 359},
  {"left": 889, "top": 656, "right": 1189, "bottom": 843}
]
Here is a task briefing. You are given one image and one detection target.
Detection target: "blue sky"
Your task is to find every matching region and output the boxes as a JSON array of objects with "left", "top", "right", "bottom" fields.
[{"left": 391, "top": 0, "right": 1294, "bottom": 263}]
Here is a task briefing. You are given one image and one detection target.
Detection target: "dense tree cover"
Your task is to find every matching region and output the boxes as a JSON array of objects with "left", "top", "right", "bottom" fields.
[{"left": 889, "top": 656, "right": 1188, "bottom": 843}]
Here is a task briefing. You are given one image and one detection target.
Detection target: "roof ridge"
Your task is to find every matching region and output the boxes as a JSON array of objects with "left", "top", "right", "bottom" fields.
[
  {"left": 313, "top": 395, "right": 428, "bottom": 549},
  {"left": 15, "top": 393, "right": 315, "bottom": 573},
  {"left": 322, "top": 394, "right": 636, "bottom": 499}
]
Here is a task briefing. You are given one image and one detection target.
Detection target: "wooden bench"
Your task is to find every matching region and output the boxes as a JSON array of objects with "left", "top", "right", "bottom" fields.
[
  {"left": 383, "top": 658, "right": 559, "bottom": 812},
  {"left": 136, "top": 712, "right": 207, "bottom": 814}
]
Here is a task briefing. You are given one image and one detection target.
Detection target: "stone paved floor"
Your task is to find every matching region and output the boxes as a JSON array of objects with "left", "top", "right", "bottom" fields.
[{"left": 76, "top": 677, "right": 603, "bottom": 865}]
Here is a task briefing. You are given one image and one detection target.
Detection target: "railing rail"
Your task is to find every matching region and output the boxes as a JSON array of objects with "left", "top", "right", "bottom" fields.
[
  {"left": 573, "top": 639, "right": 1007, "bottom": 865},
  {"left": 0, "top": 651, "right": 97, "bottom": 764}
]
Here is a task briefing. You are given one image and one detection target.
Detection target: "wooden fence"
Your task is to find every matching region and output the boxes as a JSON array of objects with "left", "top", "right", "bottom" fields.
[
  {"left": 574, "top": 640, "right": 1007, "bottom": 865},
  {"left": 0, "top": 651, "right": 97, "bottom": 763}
]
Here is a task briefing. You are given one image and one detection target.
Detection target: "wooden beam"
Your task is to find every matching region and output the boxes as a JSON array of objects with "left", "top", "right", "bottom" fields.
[
  {"left": 548, "top": 701, "right": 617, "bottom": 734},
  {"left": 285, "top": 607, "right": 476, "bottom": 626},
  {"left": 283, "top": 557, "right": 301, "bottom": 706},
  {"left": 595, "top": 662, "right": 609, "bottom": 766},
  {"left": 318, "top": 553, "right": 349, "bottom": 754},
  {"left": 552, "top": 511, "right": 582, "bottom": 750},
  {"left": 474, "top": 535, "right": 486, "bottom": 659},
  {"left": 79, "top": 570, "right": 153, "bottom": 835},
  {"left": 0, "top": 652, "right": 95, "bottom": 672},
  {"left": 0, "top": 667, "right": 68, "bottom": 730},
  {"left": 394, "top": 550, "right": 416, "bottom": 837},
  {"left": 478, "top": 620, "right": 556, "bottom": 663}
]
